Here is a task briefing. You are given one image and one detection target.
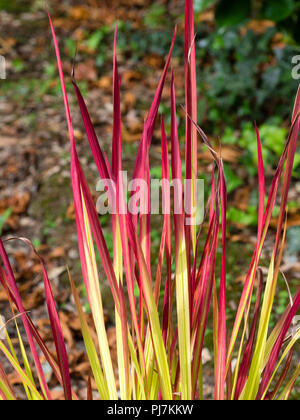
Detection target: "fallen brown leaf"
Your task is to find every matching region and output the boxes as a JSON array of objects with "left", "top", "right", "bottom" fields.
[
  {"left": 73, "top": 59, "right": 98, "bottom": 82},
  {"left": 122, "top": 70, "right": 142, "bottom": 86},
  {"left": 68, "top": 6, "right": 91, "bottom": 20},
  {"left": 199, "top": 11, "right": 215, "bottom": 23},
  {"left": 49, "top": 247, "right": 66, "bottom": 260},
  {"left": 66, "top": 203, "right": 76, "bottom": 220},
  {"left": 97, "top": 75, "right": 112, "bottom": 91},
  {"left": 240, "top": 20, "right": 275, "bottom": 36},
  {"left": 123, "top": 92, "right": 136, "bottom": 110},
  {"left": 144, "top": 54, "right": 164, "bottom": 68},
  {"left": 233, "top": 187, "right": 251, "bottom": 211},
  {"left": 197, "top": 145, "right": 241, "bottom": 163},
  {"left": 121, "top": 126, "right": 142, "bottom": 143}
]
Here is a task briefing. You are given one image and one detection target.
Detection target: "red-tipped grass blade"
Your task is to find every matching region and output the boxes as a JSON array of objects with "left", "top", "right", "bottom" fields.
[
  {"left": 48, "top": 11, "right": 120, "bottom": 399},
  {"left": 257, "top": 287, "right": 300, "bottom": 399},
  {"left": 111, "top": 24, "right": 131, "bottom": 400},
  {"left": 184, "top": 0, "right": 198, "bottom": 256},
  {"left": 0, "top": 264, "right": 78, "bottom": 399},
  {"left": 255, "top": 123, "right": 265, "bottom": 241},
  {"left": 160, "top": 116, "right": 172, "bottom": 348},
  {"left": 215, "top": 162, "right": 227, "bottom": 400},
  {"left": 234, "top": 269, "right": 264, "bottom": 399},
  {"left": 226, "top": 88, "right": 300, "bottom": 373},
  {"left": 170, "top": 71, "right": 191, "bottom": 399},
  {"left": 10, "top": 238, "right": 72, "bottom": 400},
  {"left": 0, "top": 239, "right": 51, "bottom": 399},
  {"left": 132, "top": 27, "right": 176, "bottom": 272}
]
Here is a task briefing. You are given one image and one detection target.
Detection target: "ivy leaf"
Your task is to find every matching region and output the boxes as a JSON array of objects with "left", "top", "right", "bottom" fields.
[
  {"left": 194, "top": 0, "right": 216, "bottom": 13},
  {"left": 262, "top": 0, "right": 295, "bottom": 22},
  {"left": 215, "top": 0, "right": 251, "bottom": 27},
  {"left": 227, "top": 206, "right": 258, "bottom": 226},
  {"left": 223, "top": 163, "right": 243, "bottom": 194}
]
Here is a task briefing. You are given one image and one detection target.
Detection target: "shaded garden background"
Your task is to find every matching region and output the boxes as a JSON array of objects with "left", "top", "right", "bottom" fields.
[{"left": 0, "top": 0, "right": 300, "bottom": 399}]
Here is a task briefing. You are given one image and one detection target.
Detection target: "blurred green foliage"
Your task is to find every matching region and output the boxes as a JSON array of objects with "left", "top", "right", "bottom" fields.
[
  {"left": 215, "top": 0, "right": 251, "bottom": 27},
  {"left": 0, "top": 209, "right": 11, "bottom": 235},
  {"left": 214, "top": 0, "right": 300, "bottom": 31},
  {"left": 197, "top": 27, "right": 299, "bottom": 129},
  {"left": 214, "top": 0, "right": 300, "bottom": 43},
  {"left": 0, "top": 0, "right": 45, "bottom": 12},
  {"left": 76, "top": 20, "right": 300, "bottom": 139},
  {"left": 0, "top": 0, "right": 30, "bottom": 12},
  {"left": 222, "top": 119, "right": 294, "bottom": 174},
  {"left": 262, "top": 0, "right": 296, "bottom": 22},
  {"left": 194, "top": 0, "right": 216, "bottom": 13},
  {"left": 143, "top": 3, "right": 167, "bottom": 28}
]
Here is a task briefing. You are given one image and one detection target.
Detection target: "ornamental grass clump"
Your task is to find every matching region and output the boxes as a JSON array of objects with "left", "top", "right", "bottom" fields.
[{"left": 0, "top": 1, "right": 299, "bottom": 400}]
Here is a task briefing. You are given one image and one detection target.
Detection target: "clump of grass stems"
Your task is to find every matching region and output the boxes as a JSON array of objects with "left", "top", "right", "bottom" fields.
[{"left": 0, "top": 1, "right": 300, "bottom": 400}]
